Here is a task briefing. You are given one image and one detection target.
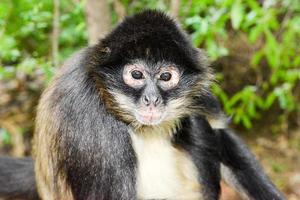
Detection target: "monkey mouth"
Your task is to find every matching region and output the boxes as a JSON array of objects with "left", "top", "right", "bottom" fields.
[{"left": 135, "top": 110, "right": 164, "bottom": 125}]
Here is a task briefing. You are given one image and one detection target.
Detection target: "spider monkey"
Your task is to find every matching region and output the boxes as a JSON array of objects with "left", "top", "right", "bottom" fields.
[{"left": 0, "top": 10, "right": 284, "bottom": 200}]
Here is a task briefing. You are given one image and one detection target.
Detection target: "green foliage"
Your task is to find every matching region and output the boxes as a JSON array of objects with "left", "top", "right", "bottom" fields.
[
  {"left": 180, "top": 0, "right": 300, "bottom": 129},
  {"left": 0, "top": 0, "right": 87, "bottom": 82},
  {"left": 181, "top": 0, "right": 230, "bottom": 59},
  {"left": 0, "top": 0, "right": 299, "bottom": 130},
  {"left": 0, "top": 129, "right": 11, "bottom": 145}
]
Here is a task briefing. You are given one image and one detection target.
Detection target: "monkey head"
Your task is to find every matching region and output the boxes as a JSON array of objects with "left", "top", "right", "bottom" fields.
[{"left": 89, "top": 11, "right": 213, "bottom": 129}]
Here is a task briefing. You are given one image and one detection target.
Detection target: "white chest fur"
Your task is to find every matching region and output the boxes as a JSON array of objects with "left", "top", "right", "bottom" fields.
[{"left": 130, "top": 131, "right": 201, "bottom": 200}]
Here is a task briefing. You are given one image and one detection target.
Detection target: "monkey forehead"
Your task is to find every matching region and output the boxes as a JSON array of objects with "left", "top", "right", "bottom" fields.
[
  {"left": 125, "top": 60, "right": 180, "bottom": 72},
  {"left": 99, "top": 10, "right": 203, "bottom": 70},
  {"left": 102, "top": 10, "right": 188, "bottom": 48}
]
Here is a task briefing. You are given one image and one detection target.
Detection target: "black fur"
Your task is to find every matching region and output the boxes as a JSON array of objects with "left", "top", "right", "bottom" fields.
[
  {"left": 49, "top": 49, "right": 137, "bottom": 200},
  {"left": 195, "top": 91, "right": 285, "bottom": 199},
  {"left": 100, "top": 10, "right": 201, "bottom": 71},
  {"left": 174, "top": 116, "right": 221, "bottom": 200},
  {"left": 217, "top": 129, "right": 285, "bottom": 200},
  {"left": 0, "top": 156, "right": 39, "bottom": 200}
]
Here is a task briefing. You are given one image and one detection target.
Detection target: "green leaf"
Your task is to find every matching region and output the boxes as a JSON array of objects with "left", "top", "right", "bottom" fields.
[
  {"left": 191, "top": 30, "right": 203, "bottom": 46},
  {"left": 0, "top": 66, "right": 15, "bottom": 80},
  {"left": 249, "top": 25, "right": 263, "bottom": 43},
  {"left": 41, "top": 62, "right": 54, "bottom": 81},
  {"left": 231, "top": 1, "right": 244, "bottom": 29},
  {"left": 242, "top": 115, "right": 252, "bottom": 129},
  {"left": 0, "top": 129, "right": 11, "bottom": 145},
  {"left": 264, "top": 93, "right": 276, "bottom": 109},
  {"left": 247, "top": 100, "right": 257, "bottom": 118},
  {"left": 264, "top": 29, "right": 280, "bottom": 68},
  {"left": 185, "top": 16, "right": 201, "bottom": 29},
  {"left": 251, "top": 50, "right": 264, "bottom": 67}
]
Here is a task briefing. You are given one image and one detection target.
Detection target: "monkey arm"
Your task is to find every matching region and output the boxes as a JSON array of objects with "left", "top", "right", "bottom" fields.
[
  {"left": 217, "top": 129, "right": 285, "bottom": 200},
  {"left": 174, "top": 116, "right": 221, "bottom": 200},
  {"left": 196, "top": 91, "right": 284, "bottom": 199}
]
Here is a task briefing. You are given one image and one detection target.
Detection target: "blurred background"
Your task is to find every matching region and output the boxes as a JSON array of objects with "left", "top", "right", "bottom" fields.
[{"left": 0, "top": 0, "right": 299, "bottom": 199}]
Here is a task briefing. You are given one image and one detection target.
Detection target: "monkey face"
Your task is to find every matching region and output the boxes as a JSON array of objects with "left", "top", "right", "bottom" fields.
[
  {"left": 106, "top": 58, "right": 205, "bottom": 127},
  {"left": 122, "top": 61, "right": 180, "bottom": 125}
]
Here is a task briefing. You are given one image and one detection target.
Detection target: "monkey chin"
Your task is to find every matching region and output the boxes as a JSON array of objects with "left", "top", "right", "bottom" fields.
[{"left": 134, "top": 112, "right": 164, "bottom": 126}]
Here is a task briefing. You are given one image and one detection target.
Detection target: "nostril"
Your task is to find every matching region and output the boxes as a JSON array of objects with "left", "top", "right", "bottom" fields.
[
  {"left": 143, "top": 95, "right": 150, "bottom": 106},
  {"left": 154, "top": 97, "right": 162, "bottom": 106}
]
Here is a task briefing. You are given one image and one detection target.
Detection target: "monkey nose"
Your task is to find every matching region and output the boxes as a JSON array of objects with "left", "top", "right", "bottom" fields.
[{"left": 142, "top": 95, "right": 162, "bottom": 107}]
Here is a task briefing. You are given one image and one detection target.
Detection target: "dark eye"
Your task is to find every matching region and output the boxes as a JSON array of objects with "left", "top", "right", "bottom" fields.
[
  {"left": 160, "top": 72, "right": 172, "bottom": 81},
  {"left": 131, "top": 70, "right": 143, "bottom": 79}
]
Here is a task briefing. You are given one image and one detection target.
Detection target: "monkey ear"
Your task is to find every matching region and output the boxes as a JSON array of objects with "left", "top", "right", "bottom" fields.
[
  {"left": 100, "top": 47, "right": 111, "bottom": 54},
  {"left": 87, "top": 45, "right": 112, "bottom": 70},
  {"left": 95, "top": 46, "right": 112, "bottom": 61}
]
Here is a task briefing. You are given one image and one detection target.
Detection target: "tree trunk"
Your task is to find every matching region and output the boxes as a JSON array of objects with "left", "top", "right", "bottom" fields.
[
  {"left": 52, "top": 0, "right": 60, "bottom": 67},
  {"left": 113, "top": 0, "right": 126, "bottom": 22},
  {"left": 85, "top": 0, "right": 111, "bottom": 45},
  {"left": 170, "top": 0, "right": 180, "bottom": 19}
]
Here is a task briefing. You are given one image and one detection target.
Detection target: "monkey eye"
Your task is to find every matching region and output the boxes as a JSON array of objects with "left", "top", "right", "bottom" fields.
[
  {"left": 123, "top": 64, "right": 146, "bottom": 88},
  {"left": 159, "top": 72, "right": 172, "bottom": 81},
  {"left": 157, "top": 66, "right": 180, "bottom": 90},
  {"left": 131, "top": 70, "right": 144, "bottom": 79}
]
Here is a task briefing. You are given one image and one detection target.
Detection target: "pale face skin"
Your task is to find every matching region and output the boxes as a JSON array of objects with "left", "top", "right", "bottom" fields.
[{"left": 122, "top": 63, "right": 180, "bottom": 125}]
